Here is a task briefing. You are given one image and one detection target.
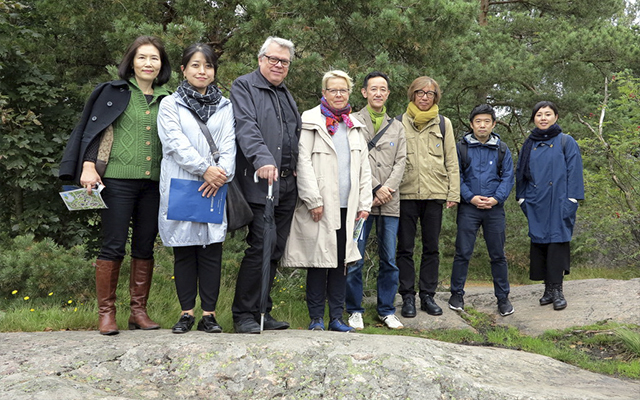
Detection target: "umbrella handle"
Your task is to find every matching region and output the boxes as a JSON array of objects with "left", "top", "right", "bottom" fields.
[{"left": 253, "top": 171, "right": 274, "bottom": 198}]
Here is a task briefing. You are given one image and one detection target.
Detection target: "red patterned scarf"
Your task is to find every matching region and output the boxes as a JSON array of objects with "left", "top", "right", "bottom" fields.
[{"left": 320, "top": 97, "right": 353, "bottom": 135}]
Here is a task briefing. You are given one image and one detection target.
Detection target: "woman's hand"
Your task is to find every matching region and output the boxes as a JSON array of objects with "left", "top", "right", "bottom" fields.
[
  {"left": 200, "top": 166, "right": 228, "bottom": 197},
  {"left": 356, "top": 210, "right": 369, "bottom": 221},
  {"left": 80, "top": 161, "right": 103, "bottom": 194},
  {"left": 310, "top": 206, "right": 323, "bottom": 222}
]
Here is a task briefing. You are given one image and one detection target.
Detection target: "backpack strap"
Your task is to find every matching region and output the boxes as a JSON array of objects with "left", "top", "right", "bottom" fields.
[{"left": 458, "top": 134, "right": 508, "bottom": 177}]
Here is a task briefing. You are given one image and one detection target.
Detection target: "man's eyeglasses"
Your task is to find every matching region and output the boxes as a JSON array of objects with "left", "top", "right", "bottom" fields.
[
  {"left": 414, "top": 90, "right": 436, "bottom": 99},
  {"left": 263, "top": 55, "right": 291, "bottom": 67},
  {"left": 324, "top": 89, "right": 349, "bottom": 96}
]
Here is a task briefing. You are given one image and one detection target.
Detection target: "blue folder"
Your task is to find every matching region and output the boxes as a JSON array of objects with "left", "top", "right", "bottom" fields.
[{"left": 167, "top": 178, "right": 227, "bottom": 224}]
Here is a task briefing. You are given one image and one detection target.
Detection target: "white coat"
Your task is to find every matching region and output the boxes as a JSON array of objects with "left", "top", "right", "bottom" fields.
[
  {"left": 281, "top": 105, "right": 372, "bottom": 268},
  {"left": 157, "top": 93, "right": 236, "bottom": 246}
]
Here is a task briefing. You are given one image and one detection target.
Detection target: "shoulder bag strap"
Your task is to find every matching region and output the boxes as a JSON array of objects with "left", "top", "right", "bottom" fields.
[
  {"left": 187, "top": 108, "right": 220, "bottom": 163},
  {"left": 367, "top": 117, "right": 396, "bottom": 151}
]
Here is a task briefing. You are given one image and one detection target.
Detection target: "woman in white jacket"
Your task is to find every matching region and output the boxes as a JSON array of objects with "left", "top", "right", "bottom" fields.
[
  {"left": 157, "top": 44, "right": 235, "bottom": 334},
  {"left": 281, "top": 70, "right": 372, "bottom": 332}
]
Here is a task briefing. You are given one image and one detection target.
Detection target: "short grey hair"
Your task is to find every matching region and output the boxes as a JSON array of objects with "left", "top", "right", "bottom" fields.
[
  {"left": 322, "top": 70, "right": 353, "bottom": 93},
  {"left": 257, "top": 36, "right": 295, "bottom": 60}
]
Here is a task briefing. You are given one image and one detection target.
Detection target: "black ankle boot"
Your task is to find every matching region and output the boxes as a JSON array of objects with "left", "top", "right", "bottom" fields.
[
  {"left": 551, "top": 283, "right": 567, "bottom": 310},
  {"left": 539, "top": 281, "right": 553, "bottom": 306}
]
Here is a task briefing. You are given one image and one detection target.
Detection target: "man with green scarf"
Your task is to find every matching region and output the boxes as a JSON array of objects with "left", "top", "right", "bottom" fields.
[
  {"left": 346, "top": 71, "right": 407, "bottom": 330},
  {"left": 396, "top": 76, "right": 460, "bottom": 318}
]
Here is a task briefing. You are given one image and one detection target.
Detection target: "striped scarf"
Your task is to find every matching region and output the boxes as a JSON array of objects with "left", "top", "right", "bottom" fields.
[{"left": 176, "top": 80, "right": 222, "bottom": 123}]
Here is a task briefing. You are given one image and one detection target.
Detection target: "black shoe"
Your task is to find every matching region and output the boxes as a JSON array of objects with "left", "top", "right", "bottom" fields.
[
  {"left": 498, "top": 297, "right": 514, "bottom": 316},
  {"left": 261, "top": 313, "right": 290, "bottom": 330},
  {"left": 448, "top": 293, "right": 464, "bottom": 311},
  {"left": 172, "top": 313, "right": 195, "bottom": 334},
  {"left": 197, "top": 314, "right": 222, "bottom": 333},
  {"left": 551, "top": 284, "right": 567, "bottom": 310},
  {"left": 420, "top": 295, "right": 443, "bottom": 316},
  {"left": 401, "top": 295, "right": 417, "bottom": 318},
  {"left": 539, "top": 281, "right": 553, "bottom": 305},
  {"left": 234, "top": 318, "right": 261, "bottom": 334}
]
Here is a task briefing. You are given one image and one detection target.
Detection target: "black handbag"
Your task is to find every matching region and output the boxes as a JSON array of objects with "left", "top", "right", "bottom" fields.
[{"left": 189, "top": 110, "right": 253, "bottom": 231}]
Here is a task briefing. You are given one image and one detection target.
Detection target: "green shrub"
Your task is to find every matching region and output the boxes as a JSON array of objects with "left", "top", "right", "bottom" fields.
[{"left": 0, "top": 234, "right": 94, "bottom": 300}]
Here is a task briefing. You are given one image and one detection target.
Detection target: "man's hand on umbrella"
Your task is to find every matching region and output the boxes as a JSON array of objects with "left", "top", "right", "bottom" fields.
[
  {"left": 256, "top": 164, "right": 278, "bottom": 185},
  {"left": 310, "top": 206, "right": 323, "bottom": 222}
]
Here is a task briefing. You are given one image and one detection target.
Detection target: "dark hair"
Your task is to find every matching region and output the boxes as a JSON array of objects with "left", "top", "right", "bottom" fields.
[
  {"left": 181, "top": 43, "right": 219, "bottom": 75},
  {"left": 469, "top": 104, "right": 496, "bottom": 122},
  {"left": 117, "top": 36, "right": 171, "bottom": 86},
  {"left": 529, "top": 101, "right": 559, "bottom": 124},
  {"left": 362, "top": 71, "right": 390, "bottom": 89}
]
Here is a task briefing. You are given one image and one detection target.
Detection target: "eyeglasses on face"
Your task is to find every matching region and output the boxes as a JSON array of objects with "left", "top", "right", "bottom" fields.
[
  {"left": 263, "top": 55, "right": 291, "bottom": 67},
  {"left": 324, "top": 88, "right": 349, "bottom": 96},
  {"left": 414, "top": 90, "right": 436, "bottom": 99}
]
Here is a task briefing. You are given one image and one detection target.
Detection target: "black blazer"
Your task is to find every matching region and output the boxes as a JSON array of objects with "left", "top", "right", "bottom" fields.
[{"left": 58, "top": 80, "right": 131, "bottom": 183}]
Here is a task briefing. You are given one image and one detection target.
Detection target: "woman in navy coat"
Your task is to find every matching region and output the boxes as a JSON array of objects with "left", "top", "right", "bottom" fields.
[{"left": 516, "top": 101, "right": 584, "bottom": 311}]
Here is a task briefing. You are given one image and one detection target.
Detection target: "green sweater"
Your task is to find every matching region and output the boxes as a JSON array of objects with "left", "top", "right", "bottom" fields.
[{"left": 103, "top": 80, "right": 170, "bottom": 181}]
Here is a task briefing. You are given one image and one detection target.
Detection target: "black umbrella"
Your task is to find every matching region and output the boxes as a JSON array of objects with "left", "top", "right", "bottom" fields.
[{"left": 255, "top": 174, "right": 275, "bottom": 332}]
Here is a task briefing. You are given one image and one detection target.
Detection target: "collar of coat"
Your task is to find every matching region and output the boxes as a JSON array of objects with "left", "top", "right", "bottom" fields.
[{"left": 464, "top": 132, "right": 500, "bottom": 148}]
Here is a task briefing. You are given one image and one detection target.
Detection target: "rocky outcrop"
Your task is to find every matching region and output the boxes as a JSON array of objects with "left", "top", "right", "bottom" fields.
[{"left": 0, "top": 279, "right": 638, "bottom": 400}]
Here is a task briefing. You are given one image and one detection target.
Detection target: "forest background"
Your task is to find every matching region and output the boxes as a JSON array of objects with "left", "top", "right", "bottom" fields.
[{"left": 0, "top": 0, "right": 639, "bottom": 306}]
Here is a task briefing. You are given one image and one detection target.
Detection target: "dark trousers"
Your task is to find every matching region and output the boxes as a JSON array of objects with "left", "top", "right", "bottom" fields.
[
  {"left": 451, "top": 203, "right": 510, "bottom": 300},
  {"left": 306, "top": 208, "right": 348, "bottom": 320},
  {"left": 98, "top": 178, "right": 159, "bottom": 261},
  {"left": 232, "top": 174, "right": 297, "bottom": 322},
  {"left": 397, "top": 199, "right": 443, "bottom": 298},
  {"left": 529, "top": 242, "right": 570, "bottom": 283},
  {"left": 173, "top": 243, "right": 222, "bottom": 312}
]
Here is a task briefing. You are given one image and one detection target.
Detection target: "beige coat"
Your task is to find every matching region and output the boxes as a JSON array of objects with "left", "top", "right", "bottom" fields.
[
  {"left": 399, "top": 113, "right": 460, "bottom": 203},
  {"left": 353, "top": 108, "right": 406, "bottom": 217},
  {"left": 281, "top": 105, "right": 373, "bottom": 269}
]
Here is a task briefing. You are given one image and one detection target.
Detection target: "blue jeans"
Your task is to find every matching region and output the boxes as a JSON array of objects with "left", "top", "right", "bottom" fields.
[
  {"left": 450, "top": 203, "right": 510, "bottom": 300},
  {"left": 346, "top": 215, "right": 400, "bottom": 316}
]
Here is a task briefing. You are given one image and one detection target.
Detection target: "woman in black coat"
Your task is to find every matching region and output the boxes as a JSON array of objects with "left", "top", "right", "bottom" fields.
[{"left": 60, "top": 36, "right": 172, "bottom": 335}]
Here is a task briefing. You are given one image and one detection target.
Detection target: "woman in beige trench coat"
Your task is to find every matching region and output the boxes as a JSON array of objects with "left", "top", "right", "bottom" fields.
[{"left": 281, "top": 70, "right": 372, "bottom": 332}]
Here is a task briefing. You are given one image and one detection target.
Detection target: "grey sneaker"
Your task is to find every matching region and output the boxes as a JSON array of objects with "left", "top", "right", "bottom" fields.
[
  {"left": 448, "top": 293, "right": 464, "bottom": 311},
  {"left": 348, "top": 312, "right": 364, "bottom": 330},
  {"left": 498, "top": 297, "right": 514, "bottom": 316}
]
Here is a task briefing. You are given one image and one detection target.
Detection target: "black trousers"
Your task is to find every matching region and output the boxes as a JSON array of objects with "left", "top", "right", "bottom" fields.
[
  {"left": 98, "top": 178, "right": 159, "bottom": 261},
  {"left": 232, "top": 174, "right": 297, "bottom": 322},
  {"left": 173, "top": 243, "right": 222, "bottom": 312},
  {"left": 306, "top": 208, "right": 348, "bottom": 321},
  {"left": 529, "top": 242, "right": 570, "bottom": 283},
  {"left": 397, "top": 199, "right": 444, "bottom": 298}
]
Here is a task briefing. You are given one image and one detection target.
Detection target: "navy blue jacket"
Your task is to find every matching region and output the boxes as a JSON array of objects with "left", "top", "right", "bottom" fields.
[
  {"left": 59, "top": 80, "right": 131, "bottom": 183},
  {"left": 458, "top": 132, "right": 514, "bottom": 206},
  {"left": 516, "top": 133, "right": 584, "bottom": 243}
]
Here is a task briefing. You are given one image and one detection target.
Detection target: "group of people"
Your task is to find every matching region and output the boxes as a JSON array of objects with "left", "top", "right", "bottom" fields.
[{"left": 59, "top": 34, "right": 584, "bottom": 335}]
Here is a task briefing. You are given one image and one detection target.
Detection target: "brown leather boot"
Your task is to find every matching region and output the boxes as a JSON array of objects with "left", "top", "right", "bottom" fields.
[
  {"left": 128, "top": 258, "right": 160, "bottom": 330},
  {"left": 95, "top": 259, "right": 121, "bottom": 335}
]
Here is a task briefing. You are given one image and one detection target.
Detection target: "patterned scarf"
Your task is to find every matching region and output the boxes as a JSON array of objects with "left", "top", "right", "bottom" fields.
[
  {"left": 320, "top": 96, "right": 353, "bottom": 135},
  {"left": 407, "top": 102, "right": 439, "bottom": 131},
  {"left": 516, "top": 123, "right": 563, "bottom": 182},
  {"left": 176, "top": 80, "right": 222, "bottom": 123}
]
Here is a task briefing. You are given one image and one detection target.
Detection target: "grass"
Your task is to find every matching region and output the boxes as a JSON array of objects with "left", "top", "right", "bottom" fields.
[{"left": 0, "top": 230, "right": 638, "bottom": 380}]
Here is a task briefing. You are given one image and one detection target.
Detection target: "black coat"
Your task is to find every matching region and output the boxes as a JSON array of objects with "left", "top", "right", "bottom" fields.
[
  {"left": 230, "top": 70, "right": 301, "bottom": 206},
  {"left": 59, "top": 80, "right": 131, "bottom": 183}
]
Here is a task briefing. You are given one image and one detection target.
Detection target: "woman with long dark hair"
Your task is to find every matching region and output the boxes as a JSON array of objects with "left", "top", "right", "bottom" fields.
[
  {"left": 516, "top": 101, "right": 584, "bottom": 310},
  {"left": 59, "top": 36, "right": 172, "bottom": 335}
]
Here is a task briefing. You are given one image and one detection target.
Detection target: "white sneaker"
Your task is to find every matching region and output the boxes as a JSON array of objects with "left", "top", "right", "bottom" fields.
[
  {"left": 380, "top": 314, "right": 404, "bottom": 329},
  {"left": 348, "top": 312, "right": 364, "bottom": 330}
]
